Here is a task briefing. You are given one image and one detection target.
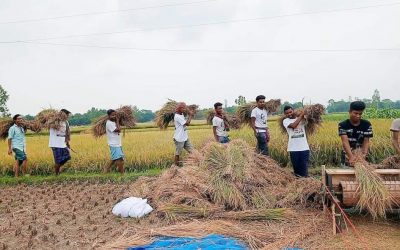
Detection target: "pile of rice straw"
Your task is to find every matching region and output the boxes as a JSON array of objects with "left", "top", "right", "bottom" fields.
[
  {"left": 377, "top": 155, "right": 400, "bottom": 169},
  {"left": 236, "top": 99, "right": 281, "bottom": 126},
  {"left": 114, "top": 140, "right": 325, "bottom": 249},
  {"left": 91, "top": 106, "right": 136, "bottom": 138},
  {"left": 206, "top": 109, "right": 241, "bottom": 129},
  {"left": 353, "top": 152, "right": 395, "bottom": 219},
  {"left": 155, "top": 99, "right": 199, "bottom": 129},
  {"left": 278, "top": 104, "right": 325, "bottom": 136},
  {"left": 35, "top": 109, "right": 68, "bottom": 130},
  {"left": 0, "top": 119, "right": 42, "bottom": 140}
]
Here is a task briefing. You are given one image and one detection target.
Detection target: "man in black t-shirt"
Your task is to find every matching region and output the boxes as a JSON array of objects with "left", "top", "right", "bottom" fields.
[{"left": 338, "top": 101, "right": 373, "bottom": 167}]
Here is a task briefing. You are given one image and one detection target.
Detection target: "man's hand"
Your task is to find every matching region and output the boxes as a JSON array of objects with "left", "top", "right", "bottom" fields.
[
  {"left": 348, "top": 155, "right": 356, "bottom": 167},
  {"left": 254, "top": 130, "right": 258, "bottom": 138},
  {"left": 66, "top": 142, "right": 71, "bottom": 149},
  {"left": 188, "top": 110, "right": 195, "bottom": 117},
  {"left": 8, "top": 149, "right": 12, "bottom": 155}
]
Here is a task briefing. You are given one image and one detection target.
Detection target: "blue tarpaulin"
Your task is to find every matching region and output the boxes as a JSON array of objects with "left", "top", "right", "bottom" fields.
[{"left": 128, "top": 234, "right": 248, "bottom": 250}]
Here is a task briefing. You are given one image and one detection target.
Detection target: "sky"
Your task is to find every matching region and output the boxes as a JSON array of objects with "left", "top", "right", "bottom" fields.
[{"left": 0, "top": 0, "right": 399, "bottom": 115}]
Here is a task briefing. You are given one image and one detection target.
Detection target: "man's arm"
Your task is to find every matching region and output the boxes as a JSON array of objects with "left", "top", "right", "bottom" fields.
[
  {"left": 114, "top": 120, "right": 121, "bottom": 133},
  {"left": 288, "top": 111, "right": 305, "bottom": 129},
  {"left": 7, "top": 138, "right": 12, "bottom": 155},
  {"left": 184, "top": 110, "right": 194, "bottom": 126},
  {"left": 392, "top": 131, "right": 400, "bottom": 155},
  {"left": 213, "top": 126, "right": 219, "bottom": 142},
  {"left": 340, "top": 135, "right": 355, "bottom": 166},
  {"left": 251, "top": 117, "right": 257, "bottom": 137},
  {"left": 361, "top": 137, "right": 370, "bottom": 157}
]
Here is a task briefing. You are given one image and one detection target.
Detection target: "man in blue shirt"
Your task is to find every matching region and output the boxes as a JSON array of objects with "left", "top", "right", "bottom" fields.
[{"left": 7, "top": 114, "right": 28, "bottom": 177}]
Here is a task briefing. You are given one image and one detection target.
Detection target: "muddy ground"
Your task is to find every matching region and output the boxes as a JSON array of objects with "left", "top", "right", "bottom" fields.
[{"left": 0, "top": 182, "right": 399, "bottom": 250}]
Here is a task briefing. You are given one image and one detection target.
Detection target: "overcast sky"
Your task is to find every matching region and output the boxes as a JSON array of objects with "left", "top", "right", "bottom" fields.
[{"left": 0, "top": 0, "right": 399, "bottom": 115}]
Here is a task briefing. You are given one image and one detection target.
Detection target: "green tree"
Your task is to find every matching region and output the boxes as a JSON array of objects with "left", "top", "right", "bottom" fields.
[
  {"left": 372, "top": 89, "right": 380, "bottom": 109},
  {"left": 234, "top": 95, "right": 247, "bottom": 106},
  {"left": 0, "top": 84, "right": 10, "bottom": 117}
]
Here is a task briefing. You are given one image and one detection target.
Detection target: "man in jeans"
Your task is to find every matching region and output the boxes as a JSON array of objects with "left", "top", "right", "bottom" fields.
[
  {"left": 173, "top": 102, "right": 194, "bottom": 166},
  {"left": 283, "top": 106, "right": 310, "bottom": 177},
  {"left": 251, "top": 95, "right": 269, "bottom": 155},
  {"left": 7, "top": 114, "right": 28, "bottom": 177},
  {"left": 212, "top": 102, "right": 230, "bottom": 144}
]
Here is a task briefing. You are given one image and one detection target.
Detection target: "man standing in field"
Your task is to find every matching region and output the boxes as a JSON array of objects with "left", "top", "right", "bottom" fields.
[
  {"left": 49, "top": 109, "right": 72, "bottom": 175},
  {"left": 283, "top": 106, "right": 310, "bottom": 177},
  {"left": 390, "top": 118, "right": 400, "bottom": 155},
  {"left": 174, "top": 102, "right": 194, "bottom": 166},
  {"left": 104, "top": 109, "right": 125, "bottom": 174},
  {"left": 212, "top": 102, "right": 230, "bottom": 144},
  {"left": 338, "top": 101, "right": 373, "bottom": 167},
  {"left": 7, "top": 114, "right": 28, "bottom": 177},
  {"left": 251, "top": 95, "right": 269, "bottom": 155}
]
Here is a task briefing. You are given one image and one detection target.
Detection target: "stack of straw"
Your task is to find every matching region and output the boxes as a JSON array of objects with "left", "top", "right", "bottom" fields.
[
  {"left": 91, "top": 106, "right": 136, "bottom": 138},
  {"left": 277, "top": 104, "right": 325, "bottom": 136},
  {"left": 206, "top": 109, "right": 241, "bottom": 129},
  {"left": 155, "top": 99, "right": 199, "bottom": 129},
  {"left": 236, "top": 99, "right": 281, "bottom": 126},
  {"left": 35, "top": 109, "right": 68, "bottom": 130},
  {"left": 0, "top": 119, "right": 42, "bottom": 140}
]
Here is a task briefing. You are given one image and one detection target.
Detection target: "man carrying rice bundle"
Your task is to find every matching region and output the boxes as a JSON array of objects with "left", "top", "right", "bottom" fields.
[
  {"left": 174, "top": 102, "right": 194, "bottom": 166},
  {"left": 7, "top": 114, "right": 28, "bottom": 177},
  {"left": 283, "top": 106, "right": 310, "bottom": 177},
  {"left": 104, "top": 109, "right": 125, "bottom": 174},
  {"left": 391, "top": 118, "right": 400, "bottom": 155},
  {"left": 251, "top": 95, "right": 269, "bottom": 156},
  {"left": 49, "top": 109, "right": 72, "bottom": 175},
  {"left": 339, "top": 101, "right": 373, "bottom": 167},
  {"left": 212, "top": 102, "right": 230, "bottom": 144}
]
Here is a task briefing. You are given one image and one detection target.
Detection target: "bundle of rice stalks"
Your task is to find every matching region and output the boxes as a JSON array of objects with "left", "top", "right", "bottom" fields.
[
  {"left": 354, "top": 152, "right": 394, "bottom": 219},
  {"left": 155, "top": 99, "right": 199, "bottom": 129},
  {"left": 206, "top": 109, "right": 241, "bottom": 129},
  {"left": 91, "top": 106, "right": 136, "bottom": 138},
  {"left": 0, "top": 119, "right": 14, "bottom": 140},
  {"left": 0, "top": 119, "right": 42, "bottom": 140},
  {"left": 158, "top": 204, "right": 292, "bottom": 221},
  {"left": 236, "top": 99, "right": 281, "bottom": 126},
  {"left": 22, "top": 120, "right": 42, "bottom": 133},
  {"left": 35, "top": 109, "right": 68, "bottom": 130},
  {"left": 303, "top": 104, "right": 325, "bottom": 135}
]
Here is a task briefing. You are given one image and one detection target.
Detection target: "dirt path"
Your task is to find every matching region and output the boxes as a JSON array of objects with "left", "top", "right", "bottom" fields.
[{"left": 0, "top": 183, "right": 399, "bottom": 249}]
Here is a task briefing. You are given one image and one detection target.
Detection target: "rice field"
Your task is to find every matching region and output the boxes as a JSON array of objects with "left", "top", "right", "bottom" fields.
[{"left": 0, "top": 119, "right": 395, "bottom": 175}]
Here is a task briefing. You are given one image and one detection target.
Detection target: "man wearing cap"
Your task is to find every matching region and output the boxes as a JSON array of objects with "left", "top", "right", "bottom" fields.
[{"left": 49, "top": 109, "right": 72, "bottom": 175}]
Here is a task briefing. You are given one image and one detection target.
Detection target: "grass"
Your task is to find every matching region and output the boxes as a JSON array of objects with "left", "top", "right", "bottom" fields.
[
  {"left": 0, "top": 168, "right": 162, "bottom": 186},
  {"left": 0, "top": 118, "right": 396, "bottom": 175}
]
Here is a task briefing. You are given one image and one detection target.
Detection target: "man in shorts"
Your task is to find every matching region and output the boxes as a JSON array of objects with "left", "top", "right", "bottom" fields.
[
  {"left": 174, "top": 102, "right": 194, "bottom": 166},
  {"left": 104, "top": 109, "right": 125, "bottom": 174},
  {"left": 7, "top": 114, "right": 28, "bottom": 177}
]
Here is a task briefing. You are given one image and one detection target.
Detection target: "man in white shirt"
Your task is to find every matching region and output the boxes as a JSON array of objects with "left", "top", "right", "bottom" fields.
[
  {"left": 391, "top": 118, "right": 400, "bottom": 155},
  {"left": 212, "top": 102, "right": 230, "bottom": 144},
  {"left": 104, "top": 109, "right": 125, "bottom": 174},
  {"left": 283, "top": 106, "right": 310, "bottom": 177},
  {"left": 174, "top": 102, "right": 194, "bottom": 166},
  {"left": 49, "top": 109, "right": 71, "bottom": 175},
  {"left": 251, "top": 95, "right": 269, "bottom": 155}
]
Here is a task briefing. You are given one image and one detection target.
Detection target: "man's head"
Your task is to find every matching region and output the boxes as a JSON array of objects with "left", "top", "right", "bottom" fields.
[
  {"left": 214, "top": 102, "right": 223, "bottom": 115},
  {"left": 13, "top": 114, "right": 24, "bottom": 126},
  {"left": 283, "top": 105, "right": 295, "bottom": 119},
  {"left": 107, "top": 109, "right": 117, "bottom": 121},
  {"left": 349, "top": 101, "right": 366, "bottom": 124},
  {"left": 60, "top": 109, "right": 71, "bottom": 120},
  {"left": 176, "top": 102, "right": 187, "bottom": 114},
  {"left": 256, "top": 95, "right": 266, "bottom": 109}
]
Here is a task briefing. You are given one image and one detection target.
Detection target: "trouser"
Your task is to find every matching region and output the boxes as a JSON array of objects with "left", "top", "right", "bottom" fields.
[
  {"left": 289, "top": 150, "right": 310, "bottom": 177},
  {"left": 256, "top": 132, "right": 269, "bottom": 156}
]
